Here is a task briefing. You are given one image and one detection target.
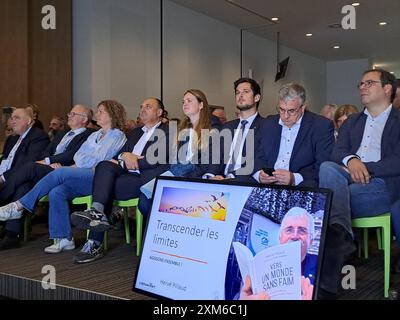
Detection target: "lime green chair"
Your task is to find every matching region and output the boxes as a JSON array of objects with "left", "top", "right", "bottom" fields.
[
  {"left": 115, "top": 198, "right": 143, "bottom": 256},
  {"left": 351, "top": 213, "right": 391, "bottom": 298}
]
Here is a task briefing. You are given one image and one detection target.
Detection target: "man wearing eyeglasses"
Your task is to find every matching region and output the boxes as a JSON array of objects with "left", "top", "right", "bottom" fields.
[
  {"left": 253, "top": 83, "right": 334, "bottom": 187},
  {"left": 319, "top": 68, "right": 399, "bottom": 298},
  {"left": 0, "top": 104, "right": 93, "bottom": 250}
]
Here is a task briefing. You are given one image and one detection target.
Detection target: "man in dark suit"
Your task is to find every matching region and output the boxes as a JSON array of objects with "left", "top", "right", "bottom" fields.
[
  {"left": 253, "top": 83, "right": 334, "bottom": 188},
  {"left": 0, "top": 107, "right": 49, "bottom": 180},
  {"left": 319, "top": 69, "right": 400, "bottom": 298},
  {"left": 70, "top": 97, "right": 169, "bottom": 263},
  {"left": 205, "top": 77, "right": 264, "bottom": 181},
  {"left": 0, "top": 104, "right": 93, "bottom": 250}
]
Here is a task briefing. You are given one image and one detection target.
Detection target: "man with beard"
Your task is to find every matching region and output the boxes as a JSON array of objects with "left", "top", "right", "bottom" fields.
[{"left": 205, "top": 78, "right": 264, "bottom": 181}]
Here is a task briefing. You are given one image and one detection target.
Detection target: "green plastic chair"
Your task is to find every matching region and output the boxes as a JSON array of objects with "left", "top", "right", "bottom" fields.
[
  {"left": 351, "top": 213, "right": 391, "bottom": 298},
  {"left": 115, "top": 198, "right": 143, "bottom": 256}
]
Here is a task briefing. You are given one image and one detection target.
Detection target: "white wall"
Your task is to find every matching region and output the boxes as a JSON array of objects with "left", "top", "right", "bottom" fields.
[
  {"left": 243, "top": 32, "right": 327, "bottom": 117},
  {"left": 73, "top": 0, "right": 327, "bottom": 120},
  {"left": 326, "top": 58, "right": 371, "bottom": 110},
  {"left": 73, "top": 0, "right": 161, "bottom": 119}
]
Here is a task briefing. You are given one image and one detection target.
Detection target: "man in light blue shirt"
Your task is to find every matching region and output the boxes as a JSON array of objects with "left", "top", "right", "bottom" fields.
[{"left": 319, "top": 69, "right": 400, "bottom": 299}]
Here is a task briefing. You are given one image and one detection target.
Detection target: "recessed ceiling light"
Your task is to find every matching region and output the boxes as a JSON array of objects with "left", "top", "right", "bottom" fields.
[
  {"left": 351, "top": 3, "right": 360, "bottom": 6},
  {"left": 271, "top": 17, "right": 279, "bottom": 21},
  {"left": 333, "top": 45, "right": 340, "bottom": 49},
  {"left": 379, "top": 21, "right": 387, "bottom": 26},
  {"left": 390, "top": 72, "right": 395, "bottom": 74},
  {"left": 306, "top": 33, "right": 313, "bottom": 37}
]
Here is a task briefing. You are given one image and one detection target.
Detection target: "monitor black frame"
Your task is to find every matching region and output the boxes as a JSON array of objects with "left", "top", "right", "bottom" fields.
[{"left": 132, "top": 176, "right": 332, "bottom": 300}]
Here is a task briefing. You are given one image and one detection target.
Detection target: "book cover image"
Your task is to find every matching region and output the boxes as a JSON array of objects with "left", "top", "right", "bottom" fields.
[{"left": 224, "top": 187, "right": 327, "bottom": 300}]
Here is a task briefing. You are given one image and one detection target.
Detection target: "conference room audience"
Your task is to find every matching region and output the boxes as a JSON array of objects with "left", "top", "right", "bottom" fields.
[
  {"left": 0, "top": 105, "right": 93, "bottom": 250},
  {"left": 333, "top": 104, "right": 359, "bottom": 139},
  {"left": 319, "top": 69, "right": 399, "bottom": 299},
  {"left": 26, "top": 104, "right": 44, "bottom": 130},
  {"left": 319, "top": 103, "right": 337, "bottom": 122},
  {"left": 1, "top": 107, "right": 49, "bottom": 183},
  {"left": 134, "top": 90, "right": 218, "bottom": 220},
  {"left": 48, "top": 116, "right": 66, "bottom": 141},
  {"left": 70, "top": 97, "right": 168, "bottom": 263},
  {"left": 205, "top": 78, "right": 264, "bottom": 182},
  {"left": 253, "top": 83, "right": 334, "bottom": 188},
  {"left": 0, "top": 100, "right": 127, "bottom": 256}
]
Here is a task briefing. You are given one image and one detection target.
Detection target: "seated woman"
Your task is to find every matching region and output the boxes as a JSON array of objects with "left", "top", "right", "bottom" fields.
[
  {"left": 138, "top": 89, "right": 217, "bottom": 217},
  {"left": 0, "top": 100, "right": 127, "bottom": 256}
]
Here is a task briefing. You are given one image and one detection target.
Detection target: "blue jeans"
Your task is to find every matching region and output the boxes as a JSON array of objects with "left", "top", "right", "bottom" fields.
[
  {"left": 19, "top": 167, "right": 94, "bottom": 239},
  {"left": 319, "top": 162, "right": 391, "bottom": 236}
]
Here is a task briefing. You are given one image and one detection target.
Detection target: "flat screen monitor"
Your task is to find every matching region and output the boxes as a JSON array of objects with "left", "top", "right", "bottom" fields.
[
  {"left": 133, "top": 177, "right": 331, "bottom": 300},
  {"left": 275, "top": 56, "right": 290, "bottom": 82}
]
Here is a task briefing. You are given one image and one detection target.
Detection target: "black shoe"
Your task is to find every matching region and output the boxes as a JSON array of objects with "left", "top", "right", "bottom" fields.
[
  {"left": 71, "top": 209, "right": 111, "bottom": 232},
  {"left": 0, "top": 236, "right": 20, "bottom": 251},
  {"left": 73, "top": 240, "right": 104, "bottom": 264}
]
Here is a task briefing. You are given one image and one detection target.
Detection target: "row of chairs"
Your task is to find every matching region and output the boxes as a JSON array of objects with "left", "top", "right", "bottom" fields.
[{"left": 24, "top": 196, "right": 144, "bottom": 256}]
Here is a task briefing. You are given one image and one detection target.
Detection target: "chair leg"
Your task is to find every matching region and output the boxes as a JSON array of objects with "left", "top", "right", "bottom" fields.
[
  {"left": 363, "top": 229, "right": 369, "bottom": 259},
  {"left": 124, "top": 208, "right": 131, "bottom": 244},
  {"left": 136, "top": 208, "right": 143, "bottom": 256},
  {"left": 383, "top": 223, "right": 391, "bottom": 298},
  {"left": 23, "top": 214, "right": 31, "bottom": 242},
  {"left": 104, "top": 231, "right": 108, "bottom": 251},
  {"left": 377, "top": 228, "right": 382, "bottom": 250}
]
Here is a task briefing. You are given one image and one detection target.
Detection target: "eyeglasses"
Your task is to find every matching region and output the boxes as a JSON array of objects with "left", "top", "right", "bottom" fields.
[
  {"left": 68, "top": 112, "right": 87, "bottom": 118},
  {"left": 283, "top": 226, "right": 308, "bottom": 236},
  {"left": 357, "top": 80, "right": 382, "bottom": 89},
  {"left": 276, "top": 105, "right": 304, "bottom": 116}
]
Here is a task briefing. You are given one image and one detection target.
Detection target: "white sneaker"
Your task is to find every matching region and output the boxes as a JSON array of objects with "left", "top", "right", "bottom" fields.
[
  {"left": 0, "top": 202, "right": 23, "bottom": 221},
  {"left": 44, "top": 238, "right": 75, "bottom": 254}
]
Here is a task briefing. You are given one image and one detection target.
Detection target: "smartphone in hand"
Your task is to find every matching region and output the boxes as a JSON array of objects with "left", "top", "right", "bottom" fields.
[{"left": 262, "top": 167, "right": 274, "bottom": 176}]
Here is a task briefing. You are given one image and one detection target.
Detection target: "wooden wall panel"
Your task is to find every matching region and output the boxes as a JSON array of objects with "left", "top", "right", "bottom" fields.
[
  {"left": 0, "top": 0, "right": 28, "bottom": 107},
  {"left": 28, "top": 0, "right": 72, "bottom": 129}
]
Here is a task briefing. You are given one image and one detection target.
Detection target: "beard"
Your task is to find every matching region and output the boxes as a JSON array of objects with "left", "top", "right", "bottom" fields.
[{"left": 236, "top": 104, "right": 254, "bottom": 112}]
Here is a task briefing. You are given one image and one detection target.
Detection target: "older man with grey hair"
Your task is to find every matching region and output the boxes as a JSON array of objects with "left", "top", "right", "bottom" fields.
[{"left": 253, "top": 83, "right": 334, "bottom": 187}]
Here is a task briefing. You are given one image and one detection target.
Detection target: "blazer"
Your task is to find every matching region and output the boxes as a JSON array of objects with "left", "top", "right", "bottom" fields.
[
  {"left": 2, "top": 126, "right": 50, "bottom": 180},
  {"left": 115, "top": 123, "right": 170, "bottom": 183},
  {"left": 254, "top": 111, "right": 334, "bottom": 187},
  {"left": 332, "top": 107, "right": 400, "bottom": 202},
  {"left": 208, "top": 113, "right": 264, "bottom": 179},
  {"left": 42, "top": 128, "right": 95, "bottom": 166}
]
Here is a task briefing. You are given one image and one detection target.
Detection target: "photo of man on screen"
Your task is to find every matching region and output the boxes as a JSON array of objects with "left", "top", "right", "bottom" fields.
[{"left": 239, "top": 207, "right": 316, "bottom": 300}]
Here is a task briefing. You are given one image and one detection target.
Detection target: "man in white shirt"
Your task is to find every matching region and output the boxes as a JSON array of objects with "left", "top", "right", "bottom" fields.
[
  {"left": 206, "top": 78, "right": 264, "bottom": 181},
  {"left": 253, "top": 83, "right": 334, "bottom": 188},
  {"left": 319, "top": 69, "right": 399, "bottom": 298}
]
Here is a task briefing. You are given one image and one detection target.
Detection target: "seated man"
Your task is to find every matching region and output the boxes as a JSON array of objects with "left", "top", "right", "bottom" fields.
[
  {"left": 70, "top": 97, "right": 169, "bottom": 263},
  {"left": 206, "top": 78, "right": 264, "bottom": 182},
  {"left": 0, "top": 105, "right": 93, "bottom": 249},
  {"left": 253, "top": 83, "right": 334, "bottom": 188},
  {"left": 319, "top": 68, "right": 400, "bottom": 298}
]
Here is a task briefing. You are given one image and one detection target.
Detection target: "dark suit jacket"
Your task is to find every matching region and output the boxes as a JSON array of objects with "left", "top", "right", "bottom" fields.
[
  {"left": 254, "top": 111, "right": 334, "bottom": 187},
  {"left": 115, "top": 123, "right": 170, "bottom": 183},
  {"left": 42, "top": 128, "right": 95, "bottom": 166},
  {"left": 208, "top": 113, "right": 264, "bottom": 179},
  {"left": 2, "top": 126, "right": 50, "bottom": 180},
  {"left": 332, "top": 107, "right": 400, "bottom": 202}
]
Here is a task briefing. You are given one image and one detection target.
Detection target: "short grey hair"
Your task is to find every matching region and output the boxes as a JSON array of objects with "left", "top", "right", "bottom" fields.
[
  {"left": 279, "top": 207, "right": 315, "bottom": 241},
  {"left": 278, "top": 83, "right": 306, "bottom": 106}
]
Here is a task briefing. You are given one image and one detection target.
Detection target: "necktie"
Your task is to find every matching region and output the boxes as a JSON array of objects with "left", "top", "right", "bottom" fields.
[{"left": 227, "top": 120, "right": 248, "bottom": 174}]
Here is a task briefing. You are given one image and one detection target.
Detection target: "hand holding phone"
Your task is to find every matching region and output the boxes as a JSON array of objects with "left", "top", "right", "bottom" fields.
[{"left": 262, "top": 167, "right": 274, "bottom": 176}]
